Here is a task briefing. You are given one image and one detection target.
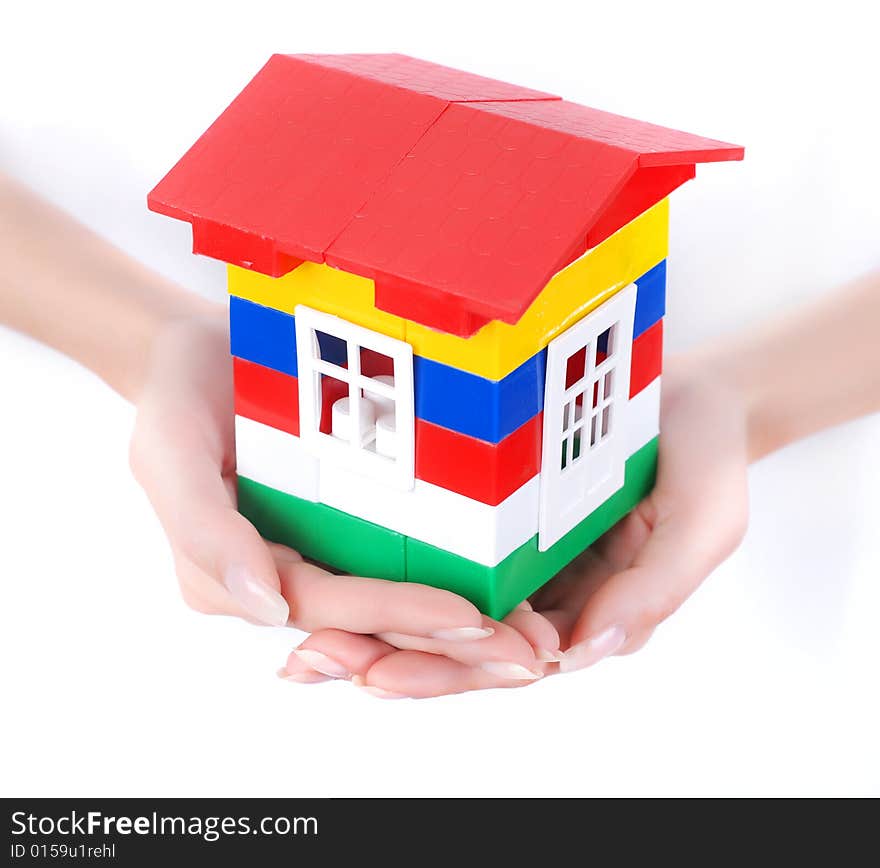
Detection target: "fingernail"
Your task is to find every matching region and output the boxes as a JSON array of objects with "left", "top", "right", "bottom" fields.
[
  {"left": 480, "top": 661, "right": 543, "bottom": 680},
  {"left": 560, "top": 624, "right": 627, "bottom": 673},
  {"left": 276, "top": 667, "right": 332, "bottom": 685},
  {"left": 223, "top": 565, "right": 289, "bottom": 626},
  {"left": 430, "top": 626, "right": 495, "bottom": 642},
  {"left": 534, "top": 647, "right": 565, "bottom": 664},
  {"left": 352, "top": 675, "right": 408, "bottom": 699},
  {"left": 293, "top": 649, "right": 350, "bottom": 680},
  {"left": 516, "top": 600, "right": 533, "bottom": 612}
]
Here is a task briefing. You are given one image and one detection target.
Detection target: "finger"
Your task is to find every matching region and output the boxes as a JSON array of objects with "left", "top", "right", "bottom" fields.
[
  {"left": 375, "top": 617, "right": 544, "bottom": 680},
  {"left": 615, "top": 628, "right": 655, "bottom": 657},
  {"left": 276, "top": 561, "right": 489, "bottom": 640},
  {"left": 360, "top": 650, "right": 544, "bottom": 699},
  {"left": 279, "top": 630, "right": 396, "bottom": 683},
  {"left": 536, "top": 608, "right": 578, "bottom": 651},
  {"left": 131, "top": 415, "right": 289, "bottom": 626},
  {"left": 501, "top": 607, "right": 562, "bottom": 663}
]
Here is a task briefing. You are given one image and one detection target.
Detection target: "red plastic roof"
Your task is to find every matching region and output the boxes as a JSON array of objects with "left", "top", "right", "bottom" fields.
[
  {"left": 149, "top": 53, "right": 743, "bottom": 336},
  {"left": 292, "top": 53, "right": 557, "bottom": 102}
]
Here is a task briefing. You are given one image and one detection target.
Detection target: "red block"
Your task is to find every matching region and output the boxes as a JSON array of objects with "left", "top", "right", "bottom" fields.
[
  {"left": 630, "top": 319, "right": 663, "bottom": 398},
  {"left": 233, "top": 357, "right": 299, "bottom": 434},
  {"left": 415, "top": 414, "right": 543, "bottom": 506}
]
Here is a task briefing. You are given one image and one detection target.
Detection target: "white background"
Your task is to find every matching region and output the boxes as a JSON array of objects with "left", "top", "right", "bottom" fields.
[{"left": 1, "top": 0, "right": 878, "bottom": 797}]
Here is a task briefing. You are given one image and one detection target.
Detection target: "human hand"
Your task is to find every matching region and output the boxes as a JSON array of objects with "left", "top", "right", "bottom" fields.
[
  {"left": 279, "top": 355, "right": 749, "bottom": 696},
  {"left": 129, "top": 311, "right": 559, "bottom": 677}
]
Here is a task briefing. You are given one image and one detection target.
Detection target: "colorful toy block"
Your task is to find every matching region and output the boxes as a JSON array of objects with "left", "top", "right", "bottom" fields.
[
  {"left": 630, "top": 319, "right": 664, "bottom": 398},
  {"left": 233, "top": 357, "right": 300, "bottom": 435},
  {"left": 414, "top": 415, "right": 543, "bottom": 507},
  {"left": 633, "top": 260, "right": 667, "bottom": 339},
  {"left": 150, "top": 53, "right": 742, "bottom": 618}
]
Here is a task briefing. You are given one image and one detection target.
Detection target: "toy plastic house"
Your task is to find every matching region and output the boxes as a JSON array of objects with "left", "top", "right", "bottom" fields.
[{"left": 148, "top": 54, "right": 743, "bottom": 619}]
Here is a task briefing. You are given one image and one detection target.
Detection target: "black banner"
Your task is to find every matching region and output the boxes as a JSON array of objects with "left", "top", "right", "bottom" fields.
[{"left": 3, "top": 797, "right": 861, "bottom": 862}]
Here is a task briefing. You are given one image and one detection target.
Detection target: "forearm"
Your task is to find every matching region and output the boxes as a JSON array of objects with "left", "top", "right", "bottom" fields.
[
  {"left": 0, "top": 174, "right": 212, "bottom": 400},
  {"left": 701, "top": 270, "right": 880, "bottom": 461}
]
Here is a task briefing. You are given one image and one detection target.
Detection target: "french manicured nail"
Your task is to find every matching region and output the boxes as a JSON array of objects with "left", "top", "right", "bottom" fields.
[
  {"left": 276, "top": 667, "right": 332, "bottom": 684},
  {"left": 534, "top": 647, "right": 565, "bottom": 664},
  {"left": 224, "top": 565, "right": 289, "bottom": 626},
  {"left": 430, "top": 626, "right": 495, "bottom": 642},
  {"left": 559, "top": 624, "right": 627, "bottom": 673},
  {"left": 293, "top": 649, "right": 350, "bottom": 680},
  {"left": 352, "top": 676, "right": 408, "bottom": 699},
  {"left": 481, "top": 661, "right": 543, "bottom": 680}
]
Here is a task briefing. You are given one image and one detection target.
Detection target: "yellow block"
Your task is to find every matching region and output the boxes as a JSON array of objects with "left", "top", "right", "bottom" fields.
[{"left": 228, "top": 198, "right": 669, "bottom": 380}]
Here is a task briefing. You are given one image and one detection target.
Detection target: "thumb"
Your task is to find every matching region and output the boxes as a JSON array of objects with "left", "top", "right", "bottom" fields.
[
  {"left": 179, "top": 490, "right": 291, "bottom": 627},
  {"left": 131, "top": 430, "right": 289, "bottom": 626},
  {"left": 561, "top": 508, "right": 741, "bottom": 672},
  {"left": 560, "top": 379, "right": 750, "bottom": 671}
]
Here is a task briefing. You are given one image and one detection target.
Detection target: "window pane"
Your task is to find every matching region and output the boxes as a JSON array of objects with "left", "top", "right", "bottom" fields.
[
  {"left": 361, "top": 347, "right": 395, "bottom": 378},
  {"left": 319, "top": 374, "right": 349, "bottom": 435},
  {"left": 316, "top": 330, "right": 347, "bottom": 367},
  {"left": 601, "top": 405, "right": 612, "bottom": 438},
  {"left": 565, "top": 346, "right": 587, "bottom": 388},
  {"left": 596, "top": 325, "right": 615, "bottom": 363}
]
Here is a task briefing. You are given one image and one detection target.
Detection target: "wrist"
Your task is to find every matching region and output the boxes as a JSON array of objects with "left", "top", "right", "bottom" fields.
[
  {"left": 105, "top": 277, "right": 219, "bottom": 402},
  {"left": 672, "top": 337, "right": 773, "bottom": 463}
]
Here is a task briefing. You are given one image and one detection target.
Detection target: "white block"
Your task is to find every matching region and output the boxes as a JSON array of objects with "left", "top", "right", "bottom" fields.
[
  {"left": 625, "top": 376, "right": 661, "bottom": 458},
  {"left": 234, "top": 416, "right": 319, "bottom": 502},
  {"left": 375, "top": 413, "right": 397, "bottom": 458},
  {"left": 319, "top": 463, "right": 540, "bottom": 567},
  {"left": 331, "top": 396, "right": 377, "bottom": 446}
]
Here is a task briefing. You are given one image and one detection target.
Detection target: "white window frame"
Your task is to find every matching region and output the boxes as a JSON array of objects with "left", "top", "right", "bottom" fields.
[
  {"left": 295, "top": 305, "right": 415, "bottom": 491},
  {"left": 537, "top": 284, "right": 636, "bottom": 550}
]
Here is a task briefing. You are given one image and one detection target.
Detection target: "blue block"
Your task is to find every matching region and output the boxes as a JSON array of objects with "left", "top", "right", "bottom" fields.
[
  {"left": 414, "top": 351, "right": 545, "bottom": 444},
  {"left": 633, "top": 260, "right": 666, "bottom": 339},
  {"left": 229, "top": 296, "right": 298, "bottom": 376}
]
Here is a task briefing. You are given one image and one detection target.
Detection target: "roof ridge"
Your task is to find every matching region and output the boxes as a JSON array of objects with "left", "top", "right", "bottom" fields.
[
  {"left": 284, "top": 52, "right": 561, "bottom": 104},
  {"left": 318, "top": 92, "right": 566, "bottom": 263},
  {"left": 320, "top": 101, "right": 456, "bottom": 261}
]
